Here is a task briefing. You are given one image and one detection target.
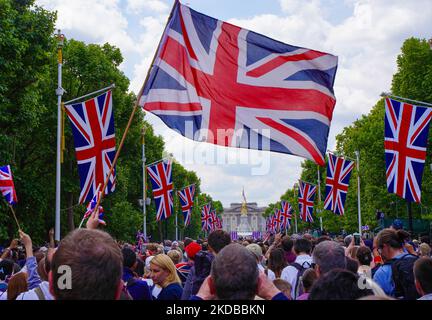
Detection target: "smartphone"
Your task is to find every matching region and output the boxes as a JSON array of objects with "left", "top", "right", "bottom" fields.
[{"left": 353, "top": 233, "right": 360, "bottom": 246}]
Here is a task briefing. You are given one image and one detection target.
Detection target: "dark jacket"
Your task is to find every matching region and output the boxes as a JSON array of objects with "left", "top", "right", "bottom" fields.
[{"left": 122, "top": 268, "right": 152, "bottom": 300}]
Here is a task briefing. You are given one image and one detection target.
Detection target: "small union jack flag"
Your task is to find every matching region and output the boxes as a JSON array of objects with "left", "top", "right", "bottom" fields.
[
  {"left": 83, "top": 185, "right": 105, "bottom": 224},
  {"left": 177, "top": 184, "right": 196, "bottom": 227},
  {"left": 201, "top": 203, "right": 212, "bottom": 231},
  {"left": 0, "top": 165, "right": 18, "bottom": 205},
  {"left": 279, "top": 200, "right": 293, "bottom": 230},
  {"left": 298, "top": 180, "right": 316, "bottom": 222},
  {"left": 65, "top": 91, "right": 117, "bottom": 204},
  {"left": 273, "top": 209, "right": 283, "bottom": 233},
  {"left": 324, "top": 153, "right": 355, "bottom": 215},
  {"left": 385, "top": 98, "right": 432, "bottom": 203},
  {"left": 147, "top": 160, "right": 174, "bottom": 221}
]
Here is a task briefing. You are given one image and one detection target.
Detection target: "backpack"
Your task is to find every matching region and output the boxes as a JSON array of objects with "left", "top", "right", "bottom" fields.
[
  {"left": 386, "top": 253, "right": 419, "bottom": 300},
  {"left": 191, "top": 251, "right": 214, "bottom": 295},
  {"left": 291, "top": 261, "right": 312, "bottom": 299}
]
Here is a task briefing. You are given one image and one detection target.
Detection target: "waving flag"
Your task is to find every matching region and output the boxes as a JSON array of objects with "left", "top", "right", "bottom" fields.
[
  {"left": 0, "top": 165, "right": 18, "bottom": 205},
  {"left": 83, "top": 184, "right": 106, "bottom": 224},
  {"left": 279, "top": 200, "right": 293, "bottom": 230},
  {"left": 209, "top": 210, "right": 218, "bottom": 231},
  {"left": 385, "top": 98, "right": 432, "bottom": 203},
  {"left": 65, "top": 91, "right": 116, "bottom": 204},
  {"left": 178, "top": 184, "right": 196, "bottom": 227},
  {"left": 147, "top": 160, "right": 174, "bottom": 221},
  {"left": 140, "top": 2, "right": 338, "bottom": 166},
  {"left": 298, "top": 180, "right": 316, "bottom": 222},
  {"left": 324, "top": 153, "right": 355, "bottom": 215},
  {"left": 273, "top": 210, "right": 283, "bottom": 232},
  {"left": 201, "top": 203, "right": 212, "bottom": 231}
]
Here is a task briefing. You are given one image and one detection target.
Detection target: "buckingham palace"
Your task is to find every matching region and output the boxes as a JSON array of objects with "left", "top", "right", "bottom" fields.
[{"left": 222, "top": 202, "right": 267, "bottom": 235}]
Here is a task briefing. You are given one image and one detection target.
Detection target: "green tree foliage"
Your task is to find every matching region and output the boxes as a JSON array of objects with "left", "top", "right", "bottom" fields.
[{"left": 0, "top": 0, "right": 221, "bottom": 244}]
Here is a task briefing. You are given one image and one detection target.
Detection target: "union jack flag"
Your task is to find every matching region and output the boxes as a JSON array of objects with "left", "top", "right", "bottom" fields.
[
  {"left": 273, "top": 209, "right": 283, "bottom": 232},
  {"left": 209, "top": 210, "right": 218, "bottom": 231},
  {"left": 201, "top": 203, "right": 212, "bottom": 230},
  {"left": 0, "top": 165, "right": 18, "bottom": 205},
  {"left": 83, "top": 184, "right": 105, "bottom": 224},
  {"left": 298, "top": 180, "right": 316, "bottom": 222},
  {"left": 140, "top": 2, "right": 338, "bottom": 166},
  {"left": 324, "top": 153, "right": 355, "bottom": 215},
  {"left": 385, "top": 98, "right": 432, "bottom": 203},
  {"left": 177, "top": 184, "right": 196, "bottom": 227},
  {"left": 279, "top": 200, "right": 293, "bottom": 230},
  {"left": 147, "top": 160, "right": 174, "bottom": 221},
  {"left": 65, "top": 91, "right": 116, "bottom": 204}
]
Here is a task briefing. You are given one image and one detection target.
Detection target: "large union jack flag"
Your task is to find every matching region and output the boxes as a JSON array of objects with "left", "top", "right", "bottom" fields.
[
  {"left": 0, "top": 165, "right": 18, "bottom": 205},
  {"left": 298, "top": 180, "right": 316, "bottom": 222},
  {"left": 273, "top": 209, "right": 283, "bottom": 232},
  {"left": 385, "top": 98, "right": 432, "bottom": 203},
  {"left": 65, "top": 91, "right": 116, "bottom": 204},
  {"left": 280, "top": 200, "right": 293, "bottom": 230},
  {"left": 324, "top": 153, "right": 355, "bottom": 215},
  {"left": 140, "top": 2, "right": 338, "bottom": 166},
  {"left": 147, "top": 160, "right": 174, "bottom": 221},
  {"left": 201, "top": 203, "right": 212, "bottom": 231},
  {"left": 177, "top": 184, "right": 196, "bottom": 227}
]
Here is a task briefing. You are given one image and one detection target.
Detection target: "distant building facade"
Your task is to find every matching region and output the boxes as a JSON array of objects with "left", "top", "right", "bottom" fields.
[{"left": 222, "top": 202, "right": 267, "bottom": 234}]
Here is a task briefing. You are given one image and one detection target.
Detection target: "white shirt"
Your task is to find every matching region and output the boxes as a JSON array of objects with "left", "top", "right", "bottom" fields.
[
  {"left": 281, "top": 254, "right": 313, "bottom": 299},
  {"left": 16, "top": 282, "right": 54, "bottom": 300}
]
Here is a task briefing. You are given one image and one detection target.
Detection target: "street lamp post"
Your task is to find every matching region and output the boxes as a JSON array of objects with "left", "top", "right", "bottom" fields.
[{"left": 293, "top": 183, "right": 298, "bottom": 234}]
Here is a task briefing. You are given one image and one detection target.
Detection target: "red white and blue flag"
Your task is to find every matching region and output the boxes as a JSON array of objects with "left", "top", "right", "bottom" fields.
[
  {"left": 65, "top": 91, "right": 116, "bottom": 204},
  {"left": 298, "top": 180, "right": 316, "bottom": 222},
  {"left": 83, "top": 184, "right": 105, "bottom": 224},
  {"left": 177, "top": 184, "right": 196, "bottom": 227},
  {"left": 385, "top": 98, "right": 432, "bottom": 203},
  {"left": 209, "top": 210, "right": 218, "bottom": 231},
  {"left": 324, "top": 153, "right": 355, "bottom": 215},
  {"left": 140, "top": 2, "right": 338, "bottom": 166},
  {"left": 201, "top": 203, "right": 212, "bottom": 231},
  {"left": 273, "top": 209, "right": 283, "bottom": 232},
  {"left": 147, "top": 160, "right": 174, "bottom": 221},
  {"left": 0, "top": 165, "right": 18, "bottom": 205},
  {"left": 279, "top": 200, "right": 293, "bottom": 230}
]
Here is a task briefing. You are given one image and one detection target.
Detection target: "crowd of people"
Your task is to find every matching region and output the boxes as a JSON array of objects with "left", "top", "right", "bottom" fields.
[{"left": 0, "top": 212, "right": 431, "bottom": 301}]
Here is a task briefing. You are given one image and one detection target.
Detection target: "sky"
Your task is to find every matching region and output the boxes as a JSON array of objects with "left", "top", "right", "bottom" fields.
[{"left": 35, "top": 0, "right": 432, "bottom": 207}]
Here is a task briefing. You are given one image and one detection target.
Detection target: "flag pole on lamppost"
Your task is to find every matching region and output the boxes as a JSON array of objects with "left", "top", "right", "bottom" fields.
[
  {"left": 141, "top": 125, "right": 148, "bottom": 241},
  {"left": 355, "top": 150, "right": 362, "bottom": 235},
  {"left": 293, "top": 183, "right": 298, "bottom": 234}
]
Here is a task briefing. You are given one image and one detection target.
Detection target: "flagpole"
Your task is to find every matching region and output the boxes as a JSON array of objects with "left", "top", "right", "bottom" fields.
[
  {"left": 293, "top": 183, "right": 298, "bottom": 234},
  {"left": 381, "top": 92, "right": 432, "bottom": 107},
  {"left": 142, "top": 126, "right": 147, "bottom": 241},
  {"left": 174, "top": 189, "right": 178, "bottom": 241},
  {"left": 94, "top": 0, "right": 178, "bottom": 210},
  {"left": 8, "top": 205, "right": 21, "bottom": 231},
  {"left": 64, "top": 84, "right": 116, "bottom": 105},
  {"left": 55, "top": 30, "right": 65, "bottom": 241},
  {"left": 317, "top": 165, "right": 323, "bottom": 232},
  {"left": 355, "top": 150, "right": 362, "bottom": 235}
]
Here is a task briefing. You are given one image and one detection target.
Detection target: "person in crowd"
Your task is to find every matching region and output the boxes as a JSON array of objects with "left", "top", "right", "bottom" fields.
[
  {"left": 192, "top": 243, "right": 287, "bottom": 300},
  {"left": 312, "top": 240, "right": 346, "bottom": 278},
  {"left": 182, "top": 230, "right": 231, "bottom": 300},
  {"left": 6, "top": 272, "right": 27, "bottom": 300},
  {"left": 296, "top": 268, "right": 317, "bottom": 300},
  {"left": 419, "top": 243, "right": 431, "bottom": 257},
  {"left": 121, "top": 247, "right": 151, "bottom": 300},
  {"left": 267, "top": 248, "right": 287, "bottom": 280},
  {"left": 0, "top": 259, "right": 14, "bottom": 297},
  {"left": 373, "top": 228, "right": 419, "bottom": 299},
  {"left": 308, "top": 269, "right": 373, "bottom": 300},
  {"left": 246, "top": 243, "right": 265, "bottom": 272},
  {"left": 149, "top": 254, "right": 183, "bottom": 300},
  {"left": 167, "top": 249, "right": 182, "bottom": 265},
  {"left": 176, "top": 242, "right": 201, "bottom": 286},
  {"left": 273, "top": 278, "right": 292, "bottom": 300},
  {"left": 356, "top": 246, "right": 373, "bottom": 277},
  {"left": 281, "top": 238, "right": 313, "bottom": 299},
  {"left": 49, "top": 212, "right": 124, "bottom": 300},
  {"left": 414, "top": 257, "right": 432, "bottom": 300},
  {"left": 281, "top": 236, "right": 296, "bottom": 264}
]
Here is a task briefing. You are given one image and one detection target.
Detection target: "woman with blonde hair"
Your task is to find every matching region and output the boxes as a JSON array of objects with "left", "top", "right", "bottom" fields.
[{"left": 150, "top": 254, "right": 183, "bottom": 300}]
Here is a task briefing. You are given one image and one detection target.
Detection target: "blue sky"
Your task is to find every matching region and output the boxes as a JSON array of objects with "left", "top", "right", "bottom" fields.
[{"left": 36, "top": 0, "right": 432, "bottom": 207}]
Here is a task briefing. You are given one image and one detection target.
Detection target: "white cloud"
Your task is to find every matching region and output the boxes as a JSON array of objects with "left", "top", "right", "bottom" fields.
[{"left": 127, "top": 0, "right": 169, "bottom": 14}]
